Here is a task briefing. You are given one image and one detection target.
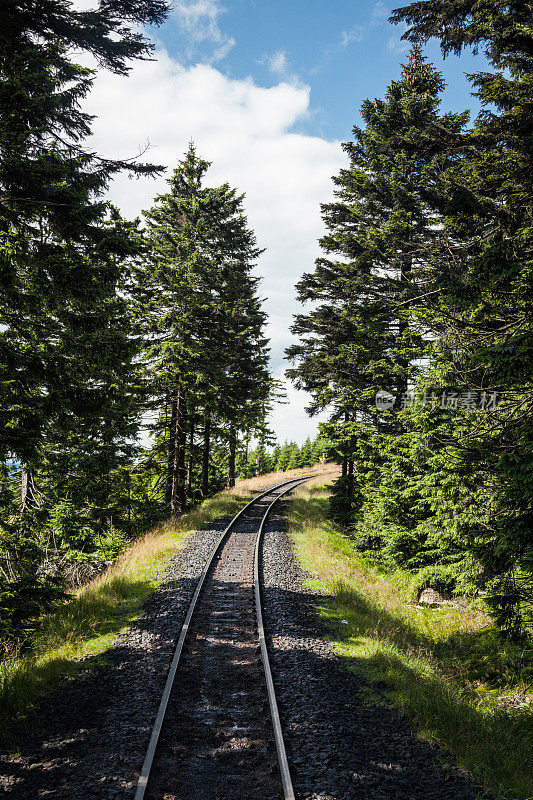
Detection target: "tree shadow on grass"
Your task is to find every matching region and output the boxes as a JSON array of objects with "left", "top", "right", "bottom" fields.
[
  {"left": 0, "top": 567, "right": 204, "bottom": 797},
  {"left": 310, "top": 583, "right": 533, "bottom": 800},
  {"left": 327, "top": 578, "right": 533, "bottom": 690},
  {"left": 1, "top": 501, "right": 529, "bottom": 800},
  {"left": 0, "top": 576, "right": 515, "bottom": 800}
]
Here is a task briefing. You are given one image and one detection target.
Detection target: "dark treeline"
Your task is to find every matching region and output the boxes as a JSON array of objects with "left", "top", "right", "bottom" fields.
[
  {"left": 288, "top": 3, "right": 533, "bottom": 639},
  {"left": 0, "top": 1, "right": 273, "bottom": 641}
]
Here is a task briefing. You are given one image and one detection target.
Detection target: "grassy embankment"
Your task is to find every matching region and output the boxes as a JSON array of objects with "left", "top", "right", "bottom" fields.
[
  {"left": 0, "top": 467, "right": 320, "bottom": 737},
  {"left": 288, "top": 476, "right": 533, "bottom": 800}
]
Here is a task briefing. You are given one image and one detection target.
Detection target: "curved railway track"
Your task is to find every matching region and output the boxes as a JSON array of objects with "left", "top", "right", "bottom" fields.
[{"left": 134, "top": 476, "right": 310, "bottom": 800}]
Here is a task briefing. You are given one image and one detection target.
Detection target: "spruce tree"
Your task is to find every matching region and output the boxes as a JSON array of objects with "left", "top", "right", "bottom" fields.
[
  {"left": 287, "top": 48, "right": 465, "bottom": 518},
  {"left": 0, "top": 0, "right": 169, "bottom": 637},
  {"left": 277, "top": 442, "right": 292, "bottom": 472},
  {"left": 271, "top": 444, "right": 282, "bottom": 472},
  {"left": 390, "top": 0, "right": 533, "bottom": 636},
  {"left": 140, "top": 145, "right": 270, "bottom": 510},
  {"left": 1, "top": 0, "right": 167, "bottom": 463}
]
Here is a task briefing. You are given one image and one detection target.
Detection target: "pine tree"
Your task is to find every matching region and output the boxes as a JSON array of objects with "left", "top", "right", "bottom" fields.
[
  {"left": 0, "top": 0, "right": 169, "bottom": 638},
  {"left": 311, "top": 435, "right": 327, "bottom": 465},
  {"left": 287, "top": 48, "right": 465, "bottom": 519},
  {"left": 287, "top": 443, "right": 302, "bottom": 470},
  {"left": 0, "top": 0, "right": 167, "bottom": 462},
  {"left": 299, "top": 437, "right": 314, "bottom": 467},
  {"left": 140, "top": 145, "right": 270, "bottom": 510},
  {"left": 390, "top": 0, "right": 533, "bottom": 637},
  {"left": 271, "top": 444, "right": 282, "bottom": 471},
  {"left": 277, "top": 442, "right": 292, "bottom": 472}
]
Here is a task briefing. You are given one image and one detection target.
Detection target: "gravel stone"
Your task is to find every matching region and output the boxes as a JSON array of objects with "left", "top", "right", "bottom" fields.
[
  {"left": 0, "top": 488, "right": 493, "bottom": 799},
  {"left": 0, "top": 512, "right": 232, "bottom": 798},
  {"left": 261, "top": 497, "right": 491, "bottom": 800}
]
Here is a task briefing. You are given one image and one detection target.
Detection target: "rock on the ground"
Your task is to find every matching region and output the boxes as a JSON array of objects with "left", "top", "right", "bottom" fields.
[
  {"left": 418, "top": 587, "right": 451, "bottom": 607},
  {"left": 0, "top": 493, "right": 491, "bottom": 800}
]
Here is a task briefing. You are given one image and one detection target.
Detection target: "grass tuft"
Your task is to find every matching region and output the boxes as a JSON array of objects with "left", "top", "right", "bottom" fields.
[{"left": 288, "top": 478, "right": 533, "bottom": 800}]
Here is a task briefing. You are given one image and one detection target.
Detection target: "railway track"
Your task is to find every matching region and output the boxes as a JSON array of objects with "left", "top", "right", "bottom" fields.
[{"left": 134, "top": 476, "right": 310, "bottom": 800}]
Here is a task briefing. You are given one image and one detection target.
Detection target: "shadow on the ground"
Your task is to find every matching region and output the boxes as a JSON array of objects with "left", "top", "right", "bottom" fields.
[{"left": 1, "top": 510, "right": 524, "bottom": 800}]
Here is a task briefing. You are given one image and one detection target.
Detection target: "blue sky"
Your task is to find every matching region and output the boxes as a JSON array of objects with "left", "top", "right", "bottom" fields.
[
  {"left": 156, "top": 0, "right": 483, "bottom": 139},
  {"left": 83, "top": 0, "right": 489, "bottom": 444}
]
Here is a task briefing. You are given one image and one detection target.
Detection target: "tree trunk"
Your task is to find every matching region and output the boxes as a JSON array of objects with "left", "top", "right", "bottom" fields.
[
  {"left": 397, "top": 236, "right": 412, "bottom": 398},
  {"left": 228, "top": 424, "right": 236, "bottom": 488},
  {"left": 168, "top": 385, "right": 187, "bottom": 516},
  {"left": 347, "top": 458, "right": 354, "bottom": 496},
  {"left": 165, "top": 392, "right": 178, "bottom": 506},
  {"left": 243, "top": 429, "right": 249, "bottom": 478},
  {"left": 342, "top": 408, "right": 350, "bottom": 477},
  {"left": 187, "top": 407, "right": 195, "bottom": 500},
  {"left": 175, "top": 392, "right": 187, "bottom": 512},
  {"left": 20, "top": 465, "right": 38, "bottom": 512},
  {"left": 201, "top": 408, "right": 211, "bottom": 498},
  {"left": 126, "top": 469, "right": 131, "bottom": 536},
  {"left": 396, "top": 251, "right": 412, "bottom": 433}
]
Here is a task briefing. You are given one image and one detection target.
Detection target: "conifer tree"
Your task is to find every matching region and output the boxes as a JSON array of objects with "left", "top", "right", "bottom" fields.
[
  {"left": 390, "top": 0, "right": 533, "bottom": 636},
  {"left": 1, "top": 0, "right": 167, "bottom": 465},
  {"left": 140, "top": 145, "right": 270, "bottom": 511},
  {"left": 0, "top": 0, "right": 169, "bottom": 637},
  {"left": 277, "top": 442, "right": 292, "bottom": 472},
  {"left": 287, "top": 48, "right": 465, "bottom": 517},
  {"left": 271, "top": 444, "right": 282, "bottom": 471}
]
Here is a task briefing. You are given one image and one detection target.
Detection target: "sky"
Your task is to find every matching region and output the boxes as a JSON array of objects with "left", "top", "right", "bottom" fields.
[{"left": 82, "top": 0, "right": 486, "bottom": 444}]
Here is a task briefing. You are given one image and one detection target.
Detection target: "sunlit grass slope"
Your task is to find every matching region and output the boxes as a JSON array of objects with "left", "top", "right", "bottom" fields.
[
  {"left": 288, "top": 477, "right": 533, "bottom": 800},
  {"left": 0, "top": 467, "right": 325, "bottom": 737}
]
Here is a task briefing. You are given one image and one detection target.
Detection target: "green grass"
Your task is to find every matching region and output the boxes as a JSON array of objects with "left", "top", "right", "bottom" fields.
[
  {"left": 288, "top": 477, "right": 533, "bottom": 800},
  {"left": 0, "top": 466, "right": 323, "bottom": 741},
  {"left": 0, "top": 477, "right": 276, "bottom": 739}
]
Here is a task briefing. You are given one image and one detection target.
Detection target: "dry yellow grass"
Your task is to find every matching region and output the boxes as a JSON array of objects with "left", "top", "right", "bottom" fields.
[
  {"left": 0, "top": 467, "right": 331, "bottom": 735},
  {"left": 73, "top": 465, "right": 333, "bottom": 608}
]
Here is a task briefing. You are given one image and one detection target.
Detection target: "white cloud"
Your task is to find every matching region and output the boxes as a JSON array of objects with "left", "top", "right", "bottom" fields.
[
  {"left": 69, "top": 0, "right": 99, "bottom": 9},
  {"left": 371, "top": 1, "right": 390, "bottom": 25},
  {"left": 84, "top": 48, "right": 345, "bottom": 443},
  {"left": 388, "top": 34, "right": 410, "bottom": 54},
  {"left": 270, "top": 371, "right": 330, "bottom": 444},
  {"left": 340, "top": 26, "right": 367, "bottom": 48},
  {"left": 258, "top": 50, "right": 302, "bottom": 87},
  {"left": 339, "top": 1, "right": 390, "bottom": 50},
  {"left": 264, "top": 50, "right": 289, "bottom": 76},
  {"left": 172, "top": 0, "right": 235, "bottom": 62},
  {"left": 388, "top": 19, "right": 410, "bottom": 54}
]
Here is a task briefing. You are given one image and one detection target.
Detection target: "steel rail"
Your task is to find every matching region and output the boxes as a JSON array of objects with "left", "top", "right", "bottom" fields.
[
  {"left": 134, "top": 475, "right": 310, "bottom": 800},
  {"left": 254, "top": 479, "right": 310, "bottom": 800}
]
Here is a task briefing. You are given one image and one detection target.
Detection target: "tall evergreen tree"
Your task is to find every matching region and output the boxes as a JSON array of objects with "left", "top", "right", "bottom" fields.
[
  {"left": 287, "top": 48, "right": 466, "bottom": 517},
  {"left": 0, "top": 0, "right": 167, "bottom": 463},
  {"left": 0, "top": 0, "right": 169, "bottom": 638},
  {"left": 140, "top": 145, "right": 270, "bottom": 512},
  {"left": 389, "top": 0, "right": 533, "bottom": 636}
]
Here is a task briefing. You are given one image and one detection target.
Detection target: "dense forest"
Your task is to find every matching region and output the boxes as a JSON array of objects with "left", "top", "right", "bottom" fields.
[
  {"left": 288, "top": 4, "right": 533, "bottom": 639},
  {"left": 0, "top": 0, "right": 288, "bottom": 642},
  {"left": 1, "top": 0, "right": 532, "bottom": 650}
]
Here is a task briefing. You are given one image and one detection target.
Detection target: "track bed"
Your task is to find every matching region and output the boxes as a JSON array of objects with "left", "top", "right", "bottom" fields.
[{"left": 138, "top": 479, "right": 305, "bottom": 800}]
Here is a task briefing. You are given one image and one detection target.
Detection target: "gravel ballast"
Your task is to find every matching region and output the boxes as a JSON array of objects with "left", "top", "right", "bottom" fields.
[
  {"left": 261, "top": 497, "right": 489, "bottom": 800},
  {"left": 0, "top": 515, "right": 231, "bottom": 799},
  {"left": 1, "top": 490, "right": 490, "bottom": 799}
]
